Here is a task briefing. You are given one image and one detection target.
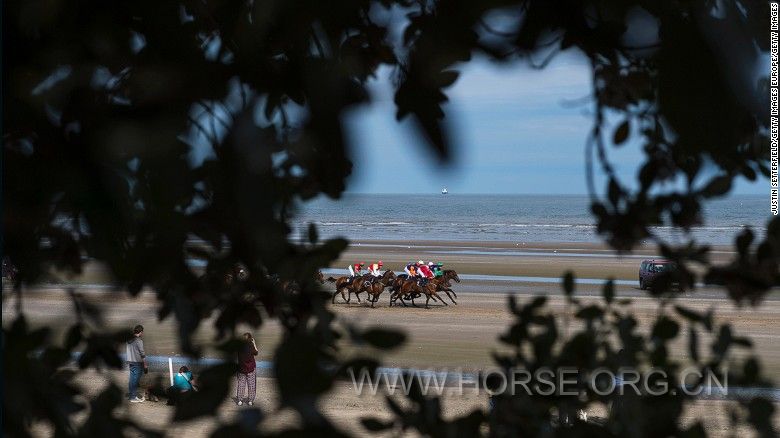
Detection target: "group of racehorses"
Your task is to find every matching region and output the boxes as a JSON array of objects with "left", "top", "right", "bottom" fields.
[
  {"left": 326, "top": 269, "right": 460, "bottom": 308},
  {"left": 219, "top": 263, "right": 460, "bottom": 308}
]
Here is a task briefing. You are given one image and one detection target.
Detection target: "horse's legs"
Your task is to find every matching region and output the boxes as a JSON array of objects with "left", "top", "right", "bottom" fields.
[
  {"left": 434, "top": 292, "right": 449, "bottom": 306},
  {"left": 425, "top": 295, "right": 431, "bottom": 309},
  {"left": 443, "top": 289, "right": 457, "bottom": 304},
  {"left": 390, "top": 290, "right": 402, "bottom": 307},
  {"left": 332, "top": 290, "right": 338, "bottom": 304},
  {"left": 335, "top": 287, "right": 348, "bottom": 304}
]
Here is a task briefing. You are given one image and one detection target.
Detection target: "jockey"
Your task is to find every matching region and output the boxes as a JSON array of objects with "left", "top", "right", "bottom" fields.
[
  {"left": 418, "top": 262, "right": 434, "bottom": 279},
  {"left": 369, "top": 261, "right": 383, "bottom": 277},
  {"left": 432, "top": 262, "right": 444, "bottom": 277},
  {"left": 414, "top": 261, "right": 428, "bottom": 286},
  {"left": 348, "top": 262, "right": 365, "bottom": 278},
  {"left": 404, "top": 262, "right": 417, "bottom": 277}
]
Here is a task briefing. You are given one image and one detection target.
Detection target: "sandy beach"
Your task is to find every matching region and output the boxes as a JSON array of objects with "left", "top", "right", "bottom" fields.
[
  {"left": 27, "top": 371, "right": 771, "bottom": 437},
  {"left": 7, "top": 239, "right": 779, "bottom": 436}
]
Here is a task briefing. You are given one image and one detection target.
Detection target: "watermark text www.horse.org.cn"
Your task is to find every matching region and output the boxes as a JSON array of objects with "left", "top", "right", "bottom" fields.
[
  {"left": 771, "top": 2, "right": 779, "bottom": 215},
  {"left": 347, "top": 366, "right": 728, "bottom": 398}
]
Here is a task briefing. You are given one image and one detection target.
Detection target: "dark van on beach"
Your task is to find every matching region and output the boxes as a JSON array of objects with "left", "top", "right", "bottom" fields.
[{"left": 639, "top": 259, "right": 678, "bottom": 290}]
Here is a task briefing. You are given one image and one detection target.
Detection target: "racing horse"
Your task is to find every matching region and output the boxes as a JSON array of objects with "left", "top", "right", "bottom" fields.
[
  {"left": 328, "top": 273, "right": 372, "bottom": 304},
  {"left": 390, "top": 269, "right": 460, "bottom": 306},
  {"left": 359, "top": 270, "right": 397, "bottom": 307},
  {"left": 430, "top": 269, "right": 460, "bottom": 304},
  {"left": 397, "top": 277, "right": 448, "bottom": 308},
  {"left": 388, "top": 274, "right": 419, "bottom": 306},
  {"left": 275, "top": 270, "right": 326, "bottom": 332},
  {"left": 277, "top": 270, "right": 326, "bottom": 294},
  {"left": 389, "top": 275, "right": 449, "bottom": 308}
]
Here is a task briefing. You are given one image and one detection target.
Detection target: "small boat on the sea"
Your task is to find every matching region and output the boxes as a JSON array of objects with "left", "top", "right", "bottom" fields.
[{"left": 441, "top": 187, "right": 448, "bottom": 194}]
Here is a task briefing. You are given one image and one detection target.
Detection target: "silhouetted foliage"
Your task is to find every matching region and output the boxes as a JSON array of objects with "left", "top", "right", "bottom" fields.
[{"left": 2, "top": 0, "right": 774, "bottom": 436}]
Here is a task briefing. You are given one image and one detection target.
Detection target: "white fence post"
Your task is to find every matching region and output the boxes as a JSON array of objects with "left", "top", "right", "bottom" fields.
[{"left": 168, "top": 357, "right": 174, "bottom": 387}]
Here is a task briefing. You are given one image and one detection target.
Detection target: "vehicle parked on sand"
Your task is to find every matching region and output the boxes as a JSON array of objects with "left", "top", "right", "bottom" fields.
[{"left": 638, "top": 259, "right": 678, "bottom": 290}]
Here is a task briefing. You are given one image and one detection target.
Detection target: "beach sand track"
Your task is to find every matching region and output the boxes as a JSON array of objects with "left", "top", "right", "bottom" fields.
[
  {"left": 11, "top": 289, "right": 780, "bottom": 436},
  {"left": 27, "top": 370, "right": 778, "bottom": 437},
  {"left": 8, "top": 240, "right": 779, "bottom": 436}
]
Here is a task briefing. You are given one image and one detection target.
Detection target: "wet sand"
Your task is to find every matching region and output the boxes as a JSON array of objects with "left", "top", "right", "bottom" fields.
[
  {"left": 329, "top": 240, "right": 735, "bottom": 285},
  {"left": 50, "top": 239, "right": 738, "bottom": 285}
]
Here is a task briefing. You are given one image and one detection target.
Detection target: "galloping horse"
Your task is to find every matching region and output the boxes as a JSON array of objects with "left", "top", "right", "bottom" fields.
[
  {"left": 389, "top": 275, "right": 420, "bottom": 307},
  {"left": 388, "top": 276, "right": 430, "bottom": 308},
  {"left": 280, "top": 270, "right": 326, "bottom": 294},
  {"left": 390, "top": 269, "right": 460, "bottom": 307},
  {"left": 441, "top": 269, "right": 460, "bottom": 286},
  {"left": 360, "top": 270, "right": 397, "bottom": 307},
  {"left": 328, "top": 273, "right": 372, "bottom": 304},
  {"left": 388, "top": 274, "right": 417, "bottom": 306},
  {"left": 392, "top": 276, "right": 448, "bottom": 308},
  {"left": 429, "top": 269, "right": 460, "bottom": 304}
]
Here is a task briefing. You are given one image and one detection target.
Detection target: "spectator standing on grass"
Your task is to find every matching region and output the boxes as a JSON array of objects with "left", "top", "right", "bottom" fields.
[
  {"left": 126, "top": 324, "right": 148, "bottom": 403},
  {"left": 236, "top": 332, "right": 259, "bottom": 406}
]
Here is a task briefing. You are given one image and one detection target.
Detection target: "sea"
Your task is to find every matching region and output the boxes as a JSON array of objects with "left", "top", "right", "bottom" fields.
[{"left": 291, "top": 194, "right": 770, "bottom": 246}]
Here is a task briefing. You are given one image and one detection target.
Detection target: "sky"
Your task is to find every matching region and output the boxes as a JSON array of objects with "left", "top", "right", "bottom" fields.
[{"left": 342, "top": 52, "right": 767, "bottom": 196}]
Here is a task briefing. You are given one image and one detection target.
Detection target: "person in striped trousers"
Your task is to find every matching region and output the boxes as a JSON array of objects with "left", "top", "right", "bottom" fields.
[{"left": 236, "top": 332, "right": 258, "bottom": 406}]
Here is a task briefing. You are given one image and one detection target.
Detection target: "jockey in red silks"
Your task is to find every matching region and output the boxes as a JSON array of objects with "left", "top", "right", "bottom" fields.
[
  {"left": 369, "top": 261, "right": 383, "bottom": 277},
  {"left": 348, "top": 262, "right": 365, "bottom": 281},
  {"left": 417, "top": 261, "right": 434, "bottom": 279}
]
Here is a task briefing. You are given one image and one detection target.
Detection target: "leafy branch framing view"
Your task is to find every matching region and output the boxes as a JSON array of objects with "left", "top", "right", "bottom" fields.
[{"left": 2, "top": 0, "right": 776, "bottom": 436}]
